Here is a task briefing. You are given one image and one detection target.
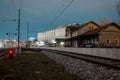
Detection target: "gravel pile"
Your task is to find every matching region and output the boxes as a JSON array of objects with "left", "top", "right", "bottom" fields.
[{"left": 42, "top": 51, "right": 120, "bottom": 80}]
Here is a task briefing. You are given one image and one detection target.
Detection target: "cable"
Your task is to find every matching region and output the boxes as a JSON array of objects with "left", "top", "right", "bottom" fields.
[
  {"left": 20, "top": 0, "right": 22, "bottom": 9},
  {"left": 47, "top": 0, "right": 68, "bottom": 27},
  {"left": 11, "top": 0, "right": 17, "bottom": 18},
  {"left": 117, "top": 0, "right": 120, "bottom": 16},
  {"left": 20, "top": 0, "right": 22, "bottom": 11},
  {"left": 50, "top": 0, "right": 68, "bottom": 23},
  {"left": 11, "top": 0, "right": 22, "bottom": 17},
  {"left": 49, "top": 0, "right": 74, "bottom": 27}
]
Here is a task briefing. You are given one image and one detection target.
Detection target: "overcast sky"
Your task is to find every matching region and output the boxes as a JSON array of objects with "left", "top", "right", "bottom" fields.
[{"left": 0, "top": 0, "right": 119, "bottom": 41}]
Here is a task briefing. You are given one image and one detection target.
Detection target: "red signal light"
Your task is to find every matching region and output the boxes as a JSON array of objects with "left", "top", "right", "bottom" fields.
[
  {"left": 7, "top": 49, "right": 15, "bottom": 59},
  {"left": 9, "top": 50, "right": 13, "bottom": 54},
  {"left": 7, "top": 49, "right": 15, "bottom": 55}
]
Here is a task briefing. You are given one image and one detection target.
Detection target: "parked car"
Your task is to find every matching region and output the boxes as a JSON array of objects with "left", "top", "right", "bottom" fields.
[
  {"left": 86, "top": 43, "right": 96, "bottom": 48},
  {"left": 80, "top": 43, "right": 96, "bottom": 48}
]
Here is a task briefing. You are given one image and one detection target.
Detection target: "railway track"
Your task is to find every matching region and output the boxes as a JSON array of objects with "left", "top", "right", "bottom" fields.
[
  {"left": 0, "top": 48, "right": 8, "bottom": 57},
  {"left": 43, "top": 49, "right": 120, "bottom": 70},
  {"left": 0, "top": 48, "right": 15, "bottom": 57}
]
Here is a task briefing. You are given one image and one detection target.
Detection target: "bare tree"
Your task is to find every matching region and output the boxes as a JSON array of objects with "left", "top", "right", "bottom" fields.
[
  {"left": 99, "top": 17, "right": 112, "bottom": 26},
  {"left": 116, "top": 0, "right": 120, "bottom": 26},
  {"left": 117, "top": 0, "right": 120, "bottom": 17}
]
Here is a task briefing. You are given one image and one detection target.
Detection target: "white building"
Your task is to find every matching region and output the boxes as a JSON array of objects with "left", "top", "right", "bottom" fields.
[
  {"left": 37, "top": 25, "right": 67, "bottom": 47},
  {"left": 38, "top": 33, "right": 45, "bottom": 42},
  {"left": 0, "top": 39, "right": 19, "bottom": 48}
]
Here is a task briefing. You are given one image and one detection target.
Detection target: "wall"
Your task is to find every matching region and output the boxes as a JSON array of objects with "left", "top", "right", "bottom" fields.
[
  {"left": 37, "top": 32, "right": 45, "bottom": 41},
  {"left": 37, "top": 26, "right": 66, "bottom": 43},
  {"left": 98, "top": 24, "right": 120, "bottom": 47},
  {"left": 40, "top": 47, "right": 120, "bottom": 60}
]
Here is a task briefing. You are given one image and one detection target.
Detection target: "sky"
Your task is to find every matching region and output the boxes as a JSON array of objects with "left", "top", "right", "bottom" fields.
[{"left": 0, "top": 0, "right": 119, "bottom": 41}]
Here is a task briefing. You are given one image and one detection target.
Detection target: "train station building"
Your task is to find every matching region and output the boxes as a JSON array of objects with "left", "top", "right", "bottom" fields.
[{"left": 65, "top": 21, "right": 120, "bottom": 48}]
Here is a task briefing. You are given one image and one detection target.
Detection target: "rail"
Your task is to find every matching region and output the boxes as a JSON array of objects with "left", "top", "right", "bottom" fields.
[
  {"left": 22, "top": 48, "right": 120, "bottom": 69},
  {"left": 0, "top": 48, "right": 16, "bottom": 57},
  {"left": 43, "top": 49, "right": 120, "bottom": 70}
]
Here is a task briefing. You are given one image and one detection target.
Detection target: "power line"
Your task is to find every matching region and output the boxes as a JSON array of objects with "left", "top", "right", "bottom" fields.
[
  {"left": 52, "top": 0, "right": 68, "bottom": 21},
  {"left": 11, "top": 0, "right": 17, "bottom": 18},
  {"left": 20, "top": 0, "right": 22, "bottom": 11},
  {"left": 20, "top": 0, "right": 22, "bottom": 9},
  {"left": 11, "top": 0, "right": 22, "bottom": 18},
  {"left": 49, "top": 0, "right": 74, "bottom": 27},
  {"left": 47, "top": 0, "right": 68, "bottom": 26}
]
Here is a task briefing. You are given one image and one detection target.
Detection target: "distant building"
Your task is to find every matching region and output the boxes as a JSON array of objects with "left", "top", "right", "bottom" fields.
[
  {"left": 0, "top": 39, "right": 19, "bottom": 48},
  {"left": 37, "top": 25, "right": 67, "bottom": 47},
  {"left": 38, "top": 32, "right": 45, "bottom": 42}
]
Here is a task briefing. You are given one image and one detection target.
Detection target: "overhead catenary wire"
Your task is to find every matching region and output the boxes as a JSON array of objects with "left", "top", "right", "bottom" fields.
[
  {"left": 30, "top": 0, "right": 74, "bottom": 33},
  {"left": 48, "top": 0, "right": 68, "bottom": 26},
  {"left": 1, "top": 0, "right": 17, "bottom": 22},
  {"left": 32, "top": 0, "right": 69, "bottom": 32},
  {"left": 11, "top": 0, "right": 17, "bottom": 19},
  {"left": 48, "top": 0, "right": 74, "bottom": 27},
  {"left": 20, "top": 0, "right": 22, "bottom": 10},
  {"left": 11, "top": 0, "right": 22, "bottom": 18}
]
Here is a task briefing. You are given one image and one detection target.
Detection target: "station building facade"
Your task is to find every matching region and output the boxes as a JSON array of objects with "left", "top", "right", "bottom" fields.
[{"left": 65, "top": 21, "right": 120, "bottom": 48}]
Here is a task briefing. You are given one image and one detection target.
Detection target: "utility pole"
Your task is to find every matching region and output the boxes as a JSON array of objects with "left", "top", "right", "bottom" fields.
[
  {"left": 27, "top": 23, "right": 29, "bottom": 42},
  {"left": 26, "top": 23, "right": 29, "bottom": 48},
  {"left": 18, "top": 8, "right": 20, "bottom": 54}
]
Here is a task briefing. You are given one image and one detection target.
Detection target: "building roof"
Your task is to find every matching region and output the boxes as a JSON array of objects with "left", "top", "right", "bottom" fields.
[
  {"left": 81, "top": 21, "right": 100, "bottom": 28},
  {"left": 66, "top": 25, "right": 80, "bottom": 32},
  {"left": 81, "top": 22, "right": 120, "bottom": 36},
  {"left": 66, "top": 21, "right": 100, "bottom": 32}
]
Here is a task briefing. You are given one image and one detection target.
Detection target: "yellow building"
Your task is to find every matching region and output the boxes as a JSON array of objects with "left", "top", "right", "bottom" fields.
[
  {"left": 65, "top": 21, "right": 100, "bottom": 47},
  {"left": 65, "top": 21, "right": 120, "bottom": 48},
  {"left": 82, "top": 22, "right": 120, "bottom": 47}
]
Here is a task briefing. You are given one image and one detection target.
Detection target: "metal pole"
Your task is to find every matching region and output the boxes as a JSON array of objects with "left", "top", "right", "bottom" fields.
[
  {"left": 27, "top": 23, "right": 29, "bottom": 42},
  {"left": 18, "top": 8, "right": 20, "bottom": 54},
  {"left": 27, "top": 23, "right": 29, "bottom": 48}
]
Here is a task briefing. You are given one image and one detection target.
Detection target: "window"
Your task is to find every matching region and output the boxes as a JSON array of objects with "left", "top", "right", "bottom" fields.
[
  {"left": 114, "top": 39, "right": 119, "bottom": 44},
  {"left": 106, "top": 39, "right": 111, "bottom": 44},
  {"left": 89, "top": 27, "right": 93, "bottom": 30}
]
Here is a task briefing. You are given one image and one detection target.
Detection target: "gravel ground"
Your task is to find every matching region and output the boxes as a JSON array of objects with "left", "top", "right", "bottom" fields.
[{"left": 42, "top": 50, "right": 120, "bottom": 80}]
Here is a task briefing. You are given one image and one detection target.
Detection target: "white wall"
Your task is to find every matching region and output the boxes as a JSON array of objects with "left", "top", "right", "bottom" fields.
[
  {"left": 55, "top": 26, "right": 66, "bottom": 38},
  {"left": 37, "top": 25, "right": 66, "bottom": 43},
  {"left": 38, "top": 32, "right": 45, "bottom": 41},
  {"left": 39, "top": 47, "right": 120, "bottom": 60}
]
